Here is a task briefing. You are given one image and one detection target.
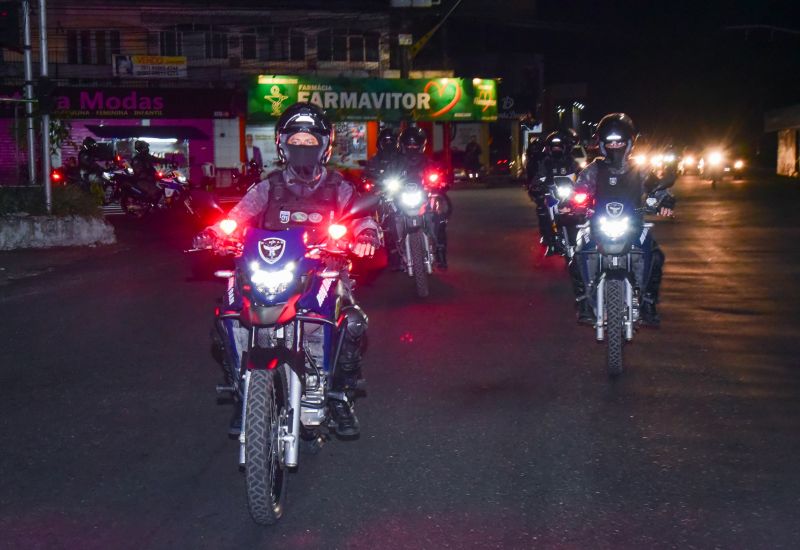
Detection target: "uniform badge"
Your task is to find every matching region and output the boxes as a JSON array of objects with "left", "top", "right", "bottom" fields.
[
  {"left": 308, "top": 212, "right": 323, "bottom": 224},
  {"left": 609, "top": 176, "right": 618, "bottom": 186},
  {"left": 560, "top": 168, "right": 566, "bottom": 175},
  {"left": 279, "top": 211, "right": 290, "bottom": 224},
  {"left": 259, "top": 238, "right": 286, "bottom": 264},
  {"left": 291, "top": 212, "right": 308, "bottom": 222}
]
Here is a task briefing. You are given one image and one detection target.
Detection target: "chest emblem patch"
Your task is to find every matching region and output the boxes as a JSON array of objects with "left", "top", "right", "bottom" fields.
[
  {"left": 308, "top": 212, "right": 323, "bottom": 224},
  {"left": 609, "top": 176, "right": 618, "bottom": 186},
  {"left": 279, "top": 210, "right": 290, "bottom": 224},
  {"left": 606, "top": 202, "right": 624, "bottom": 217},
  {"left": 291, "top": 212, "right": 309, "bottom": 222}
]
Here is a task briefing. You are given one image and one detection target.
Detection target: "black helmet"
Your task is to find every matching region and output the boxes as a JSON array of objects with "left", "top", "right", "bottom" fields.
[
  {"left": 596, "top": 113, "right": 636, "bottom": 168},
  {"left": 275, "top": 102, "right": 334, "bottom": 175},
  {"left": 82, "top": 136, "right": 96, "bottom": 150},
  {"left": 377, "top": 128, "right": 397, "bottom": 153},
  {"left": 134, "top": 140, "right": 149, "bottom": 154},
  {"left": 398, "top": 126, "right": 427, "bottom": 154},
  {"left": 544, "top": 131, "right": 567, "bottom": 159},
  {"left": 563, "top": 127, "right": 580, "bottom": 147}
]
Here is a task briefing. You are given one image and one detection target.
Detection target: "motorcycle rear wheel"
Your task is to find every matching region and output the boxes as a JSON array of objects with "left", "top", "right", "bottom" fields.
[
  {"left": 246, "top": 368, "right": 289, "bottom": 525},
  {"left": 409, "top": 232, "right": 430, "bottom": 298},
  {"left": 606, "top": 279, "right": 625, "bottom": 377}
]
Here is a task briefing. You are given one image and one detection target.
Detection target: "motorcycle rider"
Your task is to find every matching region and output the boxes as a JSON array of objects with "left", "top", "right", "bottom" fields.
[
  {"left": 365, "top": 127, "right": 399, "bottom": 180},
  {"left": 78, "top": 137, "right": 103, "bottom": 191},
  {"left": 131, "top": 140, "right": 161, "bottom": 201},
  {"left": 568, "top": 113, "right": 675, "bottom": 326},
  {"left": 392, "top": 126, "right": 451, "bottom": 269},
  {"left": 531, "top": 130, "right": 581, "bottom": 256},
  {"left": 198, "top": 103, "right": 380, "bottom": 437}
]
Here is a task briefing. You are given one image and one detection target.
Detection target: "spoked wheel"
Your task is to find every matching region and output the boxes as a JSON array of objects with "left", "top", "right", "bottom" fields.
[
  {"left": 246, "top": 368, "right": 289, "bottom": 525},
  {"left": 120, "top": 193, "right": 149, "bottom": 219},
  {"left": 409, "top": 231, "right": 430, "bottom": 298},
  {"left": 606, "top": 279, "right": 625, "bottom": 377}
]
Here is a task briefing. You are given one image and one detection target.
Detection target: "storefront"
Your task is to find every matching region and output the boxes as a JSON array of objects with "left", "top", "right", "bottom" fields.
[
  {"left": 765, "top": 104, "right": 800, "bottom": 177},
  {"left": 0, "top": 85, "right": 242, "bottom": 185},
  {"left": 246, "top": 75, "right": 498, "bottom": 179}
]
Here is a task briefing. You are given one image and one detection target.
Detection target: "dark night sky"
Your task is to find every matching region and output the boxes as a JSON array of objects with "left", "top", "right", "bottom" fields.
[{"left": 426, "top": 0, "right": 800, "bottom": 153}]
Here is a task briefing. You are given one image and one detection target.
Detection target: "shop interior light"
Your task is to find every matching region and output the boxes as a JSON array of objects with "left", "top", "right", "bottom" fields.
[{"left": 139, "top": 137, "right": 178, "bottom": 144}]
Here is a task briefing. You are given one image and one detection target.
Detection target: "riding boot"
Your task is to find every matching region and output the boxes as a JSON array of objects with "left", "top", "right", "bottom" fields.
[
  {"left": 329, "top": 306, "right": 368, "bottom": 437},
  {"left": 642, "top": 248, "right": 664, "bottom": 326},
  {"left": 569, "top": 258, "right": 595, "bottom": 325}
]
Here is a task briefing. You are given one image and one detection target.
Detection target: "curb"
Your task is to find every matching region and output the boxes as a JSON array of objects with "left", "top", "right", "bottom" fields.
[{"left": 0, "top": 215, "right": 117, "bottom": 250}]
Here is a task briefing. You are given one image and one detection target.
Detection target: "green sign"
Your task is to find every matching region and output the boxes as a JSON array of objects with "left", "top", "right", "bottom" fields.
[{"left": 248, "top": 75, "right": 497, "bottom": 123}]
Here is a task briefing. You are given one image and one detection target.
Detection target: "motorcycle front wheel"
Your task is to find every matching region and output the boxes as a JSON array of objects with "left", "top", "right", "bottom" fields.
[
  {"left": 409, "top": 231, "right": 430, "bottom": 298},
  {"left": 606, "top": 278, "right": 625, "bottom": 377},
  {"left": 246, "top": 367, "right": 289, "bottom": 525}
]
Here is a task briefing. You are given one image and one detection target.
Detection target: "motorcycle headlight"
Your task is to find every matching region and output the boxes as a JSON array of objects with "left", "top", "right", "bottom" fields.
[
  {"left": 400, "top": 190, "right": 425, "bottom": 208},
  {"left": 250, "top": 262, "right": 295, "bottom": 296},
  {"left": 708, "top": 151, "right": 723, "bottom": 166},
  {"left": 177, "top": 174, "right": 187, "bottom": 183},
  {"left": 734, "top": 159, "right": 744, "bottom": 170},
  {"left": 598, "top": 216, "right": 630, "bottom": 239},
  {"left": 556, "top": 185, "right": 573, "bottom": 200},
  {"left": 384, "top": 177, "right": 402, "bottom": 194},
  {"left": 102, "top": 171, "right": 113, "bottom": 180},
  {"left": 126, "top": 167, "right": 134, "bottom": 174}
]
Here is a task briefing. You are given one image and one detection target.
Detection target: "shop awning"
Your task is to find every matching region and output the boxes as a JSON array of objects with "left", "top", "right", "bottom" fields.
[{"left": 86, "top": 125, "right": 209, "bottom": 140}]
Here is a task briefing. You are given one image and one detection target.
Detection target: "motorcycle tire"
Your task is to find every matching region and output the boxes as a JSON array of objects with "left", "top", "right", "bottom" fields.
[
  {"left": 606, "top": 278, "right": 625, "bottom": 377},
  {"left": 245, "top": 367, "right": 289, "bottom": 525},
  {"left": 120, "top": 193, "right": 149, "bottom": 219},
  {"left": 409, "top": 231, "right": 430, "bottom": 298}
]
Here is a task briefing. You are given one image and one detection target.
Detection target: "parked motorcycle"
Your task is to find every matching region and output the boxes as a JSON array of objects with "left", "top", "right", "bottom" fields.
[
  {"left": 190, "top": 195, "right": 376, "bottom": 525},
  {"left": 574, "top": 189, "right": 671, "bottom": 376}
]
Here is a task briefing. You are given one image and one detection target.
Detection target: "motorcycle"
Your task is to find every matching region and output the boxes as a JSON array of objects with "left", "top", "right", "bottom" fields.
[
  {"left": 543, "top": 174, "right": 589, "bottom": 261},
  {"left": 379, "top": 169, "right": 448, "bottom": 297},
  {"left": 574, "top": 189, "right": 671, "bottom": 376},
  {"left": 119, "top": 169, "right": 222, "bottom": 226},
  {"left": 190, "top": 195, "right": 376, "bottom": 525},
  {"left": 232, "top": 161, "right": 264, "bottom": 195}
]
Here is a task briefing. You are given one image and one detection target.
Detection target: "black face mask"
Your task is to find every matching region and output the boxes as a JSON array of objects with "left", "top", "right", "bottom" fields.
[
  {"left": 286, "top": 144, "right": 323, "bottom": 179},
  {"left": 606, "top": 148, "right": 626, "bottom": 169}
]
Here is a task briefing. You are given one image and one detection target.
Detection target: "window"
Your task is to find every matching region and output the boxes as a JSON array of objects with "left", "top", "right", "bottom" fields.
[
  {"left": 205, "top": 31, "right": 228, "bottom": 59},
  {"left": 269, "top": 30, "right": 288, "bottom": 61},
  {"left": 95, "top": 31, "right": 106, "bottom": 65},
  {"left": 290, "top": 32, "right": 305, "bottom": 61},
  {"left": 365, "top": 33, "right": 380, "bottom": 62},
  {"left": 349, "top": 36, "right": 364, "bottom": 62},
  {"left": 242, "top": 34, "right": 257, "bottom": 60},
  {"left": 80, "top": 30, "right": 91, "bottom": 64},
  {"left": 317, "top": 30, "right": 332, "bottom": 61},
  {"left": 160, "top": 30, "right": 182, "bottom": 56},
  {"left": 333, "top": 30, "right": 347, "bottom": 62},
  {"left": 66, "top": 30, "right": 78, "bottom": 64}
]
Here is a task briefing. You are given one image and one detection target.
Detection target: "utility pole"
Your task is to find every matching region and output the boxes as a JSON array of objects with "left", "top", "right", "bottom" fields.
[
  {"left": 38, "top": 0, "right": 51, "bottom": 213},
  {"left": 22, "top": 0, "right": 36, "bottom": 185}
]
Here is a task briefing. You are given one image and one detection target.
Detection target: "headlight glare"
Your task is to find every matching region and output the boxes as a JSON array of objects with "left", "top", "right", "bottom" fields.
[
  {"left": 556, "top": 185, "right": 573, "bottom": 200},
  {"left": 251, "top": 268, "right": 294, "bottom": 295},
  {"left": 400, "top": 190, "right": 424, "bottom": 208},
  {"left": 598, "top": 216, "right": 630, "bottom": 239}
]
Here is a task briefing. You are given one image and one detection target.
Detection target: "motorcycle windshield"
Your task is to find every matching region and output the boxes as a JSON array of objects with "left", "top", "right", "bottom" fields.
[{"left": 238, "top": 227, "right": 314, "bottom": 304}]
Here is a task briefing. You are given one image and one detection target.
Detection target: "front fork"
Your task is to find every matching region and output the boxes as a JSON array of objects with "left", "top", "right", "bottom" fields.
[{"left": 403, "top": 228, "right": 433, "bottom": 276}]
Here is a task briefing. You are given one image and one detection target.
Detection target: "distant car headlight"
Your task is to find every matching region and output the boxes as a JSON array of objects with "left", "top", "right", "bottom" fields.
[
  {"left": 250, "top": 263, "right": 295, "bottom": 296},
  {"left": 682, "top": 155, "right": 695, "bottom": 166},
  {"left": 556, "top": 185, "right": 573, "bottom": 200},
  {"left": 708, "top": 151, "right": 723, "bottom": 166},
  {"left": 734, "top": 159, "right": 744, "bottom": 170},
  {"left": 650, "top": 154, "right": 664, "bottom": 166},
  {"left": 632, "top": 154, "right": 647, "bottom": 166},
  {"left": 663, "top": 154, "right": 676, "bottom": 163},
  {"left": 598, "top": 216, "right": 630, "bottom": 239},
  {"left": 400, "top": 190, "right": 425, "bottom": 208}
]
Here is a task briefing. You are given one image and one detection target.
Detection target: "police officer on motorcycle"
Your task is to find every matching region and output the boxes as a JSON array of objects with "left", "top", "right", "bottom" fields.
[
  {"left": 199, "top": 103, "right": 380, "bottom": 436},
  {"left": 365, "top": 128, "right": 399, "bottom": 180},
  {"left": 568, "top": 113, "right": 675, "bottom": 326},
  {"left": 78, "top": 137, "right": 103, "bottom": 191},
  {"left": 530, "top": 130, "right": 582, "bottom": 256},
  {"left": 393, "top": 126, "right": 451, "bottom": 269},
  {"left": 131, "top": 140, "right": 161, "bottom": 201}
]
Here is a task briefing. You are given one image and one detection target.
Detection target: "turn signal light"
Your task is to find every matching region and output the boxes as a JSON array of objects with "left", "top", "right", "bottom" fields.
[
  {"left": 51, "top": 170, "right": 62, "bottom": 181},
  {"left": 219, "top": 219, "right": 238, "bottom": 236},
  {"left": 328, "top": 224, "right": 347, "bottom": 240}
]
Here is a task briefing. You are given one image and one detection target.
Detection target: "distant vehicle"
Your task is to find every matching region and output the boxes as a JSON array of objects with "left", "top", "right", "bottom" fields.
[{"left": 697, "top": 148, "right": 746, "bottom": 187}]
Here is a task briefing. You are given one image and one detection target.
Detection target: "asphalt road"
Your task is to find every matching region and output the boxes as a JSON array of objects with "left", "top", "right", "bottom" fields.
[{"left": 2, "top": 174, "right": 800, "bottom": 549}]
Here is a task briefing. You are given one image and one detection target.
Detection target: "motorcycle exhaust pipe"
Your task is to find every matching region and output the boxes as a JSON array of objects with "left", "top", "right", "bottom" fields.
[{"left": 595, "top": 278, "right": 605, "bottom": 341}]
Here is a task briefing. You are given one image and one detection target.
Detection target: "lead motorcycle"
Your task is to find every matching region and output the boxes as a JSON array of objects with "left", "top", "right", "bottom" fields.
[
  {"left": 378, "top": 170, "right": 448, "bottom": 297},
  {"left": 574, "top": 189, "right": 672, "bottom": 376},
  {"left": 190, "top": 195, "right": 376, "bottom": 525}
]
